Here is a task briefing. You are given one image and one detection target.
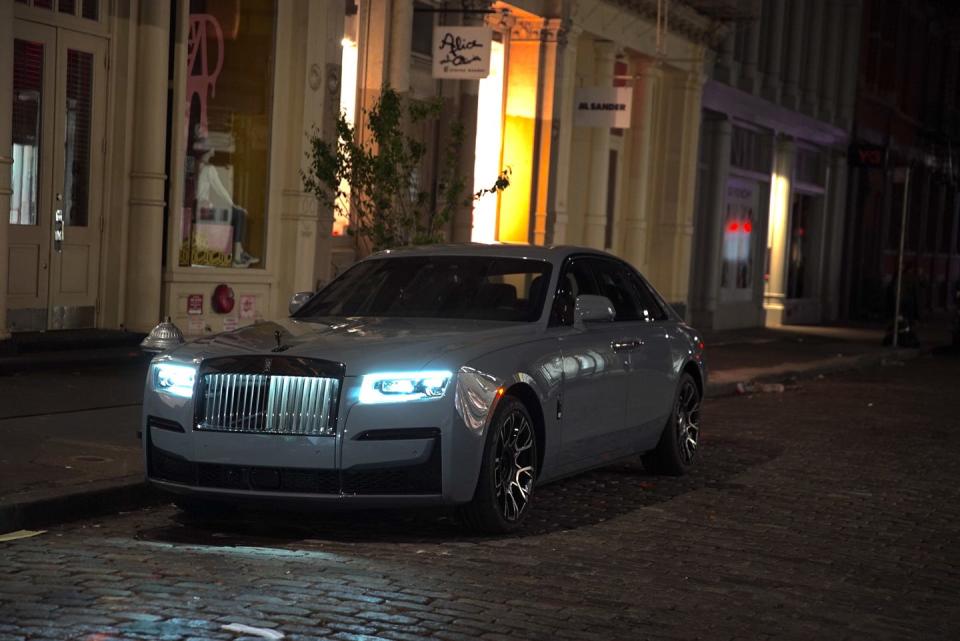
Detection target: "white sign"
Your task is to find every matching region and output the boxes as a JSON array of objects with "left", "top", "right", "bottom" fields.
[
  {"left": 574, "top": 87, "right": 633, "bottom": 128},
  {"left": 432, "top": 26, "right": 492, "bottom": 79}
]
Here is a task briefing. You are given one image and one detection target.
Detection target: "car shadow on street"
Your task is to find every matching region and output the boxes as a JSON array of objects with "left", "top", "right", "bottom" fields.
[{"left": 136, "top": 433, "right": 782, "bottom": 548}]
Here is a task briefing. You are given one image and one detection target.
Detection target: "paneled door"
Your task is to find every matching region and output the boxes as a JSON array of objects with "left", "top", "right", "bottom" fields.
[{"left": 8, "top": 21, "right": 106, "bottom": 331}]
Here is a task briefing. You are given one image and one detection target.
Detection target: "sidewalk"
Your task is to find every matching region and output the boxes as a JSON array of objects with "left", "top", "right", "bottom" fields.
[{"left": 0, "top": 316, "right": 953, "bottom": 532}]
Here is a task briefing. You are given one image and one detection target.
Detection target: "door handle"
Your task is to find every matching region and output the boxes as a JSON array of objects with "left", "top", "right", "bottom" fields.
[
  {"left": 54, "top": 208, "right": 64, "bottom": 252},
  {"left": 611, "top": 339, "right": 642, "bottom": 352}
]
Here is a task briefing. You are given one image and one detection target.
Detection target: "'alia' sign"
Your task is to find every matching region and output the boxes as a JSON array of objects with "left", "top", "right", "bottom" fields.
[{"left": 849, "top": 143, "right": 887, "bottom": 168}]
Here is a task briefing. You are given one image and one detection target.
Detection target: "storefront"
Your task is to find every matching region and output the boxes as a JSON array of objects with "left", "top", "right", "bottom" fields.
[{"left": 5, "top": 0, "right": 108, "bottom": 332}]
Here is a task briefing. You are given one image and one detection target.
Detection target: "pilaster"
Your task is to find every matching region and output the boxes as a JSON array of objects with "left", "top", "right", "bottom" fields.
[
  {"left": 818, "top": 0, "right": 843, "bottom": 123},
  {"left": 836, "top": 0, "right": 861, "bottom": 131},
  {"left": 545, "top": 22, "right": 582, "bottom": 246},
  {"left": 801, "top": 0, "right": 824, "bottom": 117},
  {"left": 761, "top": 0, "right": 786, "bottom": 104},
  {"left": 703, "top": 116, "right": 733, "bottom": 317},
  {"left": 584, "top": 40, "right": 616, "bottom": 250},
  {"left": 388, "top": 0, "right": 414, "bottom": 94},
  {"left": 781, "top": 0, "right": 806, "bottom": 109},
  {"left": 125, "top": 0, "right": 171, "bottom": 332},
  {"left": 622, "top": 59, "right": 660, "bottom": 272},
  {"left": 738, "top": 3, "right": 762, "bottom": 95}
]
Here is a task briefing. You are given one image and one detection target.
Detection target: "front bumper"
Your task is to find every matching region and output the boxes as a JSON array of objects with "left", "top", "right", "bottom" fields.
[{"left": 142, "top": 374, "right": 487, "bottom": 507}]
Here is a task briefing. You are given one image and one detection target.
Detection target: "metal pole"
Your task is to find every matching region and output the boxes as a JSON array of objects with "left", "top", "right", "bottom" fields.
[{"left": 892, "top": 166, "right": 910, "bottom": 348}]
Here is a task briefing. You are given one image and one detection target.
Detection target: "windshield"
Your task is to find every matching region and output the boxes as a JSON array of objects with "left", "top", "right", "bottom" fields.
[{"left": 294, "top": 255, "right": 553, "bottom": 322}]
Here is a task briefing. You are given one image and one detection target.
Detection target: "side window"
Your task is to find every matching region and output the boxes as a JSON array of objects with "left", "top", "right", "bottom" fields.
[
  {"left": 585, "top": 259, "right": 642, "bottom": 322},
  {"left": 550, "top": 258, "right": 599, "bottom": 326},
  {"left": 628, "top": 271, "right": 668, "bottom": 321}
]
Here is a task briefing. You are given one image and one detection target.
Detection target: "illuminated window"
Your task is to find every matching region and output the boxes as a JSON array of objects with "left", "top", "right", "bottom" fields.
[
  {"left": 471, "top": 38, "right": 505, "bottom": 243},
  {"left": 179, "top": 0, "right": 275, "bottom": 269},
  {"left": 721, "top": 178, "right": 757, "bottom": 294},
  {"left": 335, "top": 3, "right": 360, "bottom": 237}
]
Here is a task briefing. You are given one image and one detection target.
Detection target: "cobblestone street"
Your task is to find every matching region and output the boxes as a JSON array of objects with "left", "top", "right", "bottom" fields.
[{"left": 2, "top": 354, "right": 959, "bottom": 641}]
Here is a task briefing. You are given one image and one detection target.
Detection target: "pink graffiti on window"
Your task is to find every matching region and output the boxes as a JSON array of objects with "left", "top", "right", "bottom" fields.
[{"left": 186, "top": 13, "right": 223, "bottom": 138}]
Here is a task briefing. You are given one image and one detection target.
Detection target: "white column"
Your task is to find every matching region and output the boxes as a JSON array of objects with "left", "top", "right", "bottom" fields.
[
  {"left": 388, "top": 0, "right": 414, "bottom": 93},
  {"left": 801, "top": 0, "right": 824, "bottom": 117},
  {"left": 0, "top": 0, "right": 12, "bottom": 338},
  {"left": 761, "top": 0, "right": 786, "bottom": 103},
  {"left": 764, "top": 137, "right": 795, "bottom": 326},
  {"left": 622, "top": 59, "right": 660, "bottom": 271},
  {"left": 782, "top": 0, "right": 806, "bottom": 109},
  {"left": 738, "top": 3, "right": 762, "bottom": 95},
  {"left": 836, "top": 0, "right": 862, "bottom": 131},
  {"left": 584, "top": 40, "right": 616, "bottom": 250},
  {"left": 125, "top": 0, "right": 171, "bottom": 332},
  {"left": 818, "top": 1, "right": 843, "bottom": 123},
  {"left": 545, "top": 23, "right": 582, "bottom": 246}
]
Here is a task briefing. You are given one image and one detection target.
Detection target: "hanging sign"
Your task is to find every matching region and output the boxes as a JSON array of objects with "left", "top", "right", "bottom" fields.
[
  {"left": 432, "top": 26, "right": 492, "bottom": 79},
  {"left": 574, "top": 87, "right": 633, "bottom": 128}
]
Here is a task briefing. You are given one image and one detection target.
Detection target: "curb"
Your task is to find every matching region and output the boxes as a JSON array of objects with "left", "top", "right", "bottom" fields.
[
  {"left": 0, "top": 478, "right": 164, "bottom": 534},
  {"left": 705, "top": 347, "right": 924, "bottom": 398}
]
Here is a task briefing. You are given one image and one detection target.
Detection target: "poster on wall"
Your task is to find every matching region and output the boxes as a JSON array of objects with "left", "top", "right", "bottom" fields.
[
  {"left": 432, "top": 26, "right": 492, "bottom": 79},
  {"left": 187, "top": 294, "right": 203, "bottom": 315},
  {"left": 574, "top": 87, "right": 632, "bottom": 128},
  {"left": 239, "top": 294, "right": 256, "bottom": 320}
]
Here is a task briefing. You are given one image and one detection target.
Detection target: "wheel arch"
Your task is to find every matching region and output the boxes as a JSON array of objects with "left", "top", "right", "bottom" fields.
[
  {"left": 682, "top": 360, "right": 704, "bottom": 397},
  {"left": 503, "top": 382, "right": 547, "bottom": 479}
]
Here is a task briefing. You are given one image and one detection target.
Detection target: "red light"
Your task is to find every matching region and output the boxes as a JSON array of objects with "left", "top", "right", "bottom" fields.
[
  {"left": 727, "top": 221, "right": 739, "bottom": 233},
  {"left": 698, "top": 341, "right": 705, "bottom": 350},
  {"left": 743, "top": 221, "right": 752, "bottom": 233}
]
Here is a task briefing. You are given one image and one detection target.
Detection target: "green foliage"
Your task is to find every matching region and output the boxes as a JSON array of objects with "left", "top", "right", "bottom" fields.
[{"left": 301, "top": 86, "right": 510, "bottom": 251}]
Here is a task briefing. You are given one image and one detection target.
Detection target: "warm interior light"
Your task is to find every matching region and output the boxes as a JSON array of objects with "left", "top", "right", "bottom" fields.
[
  {"left": 334, "top": 36, "right": 359, "bottom": 237},
  {"left": 472, "top": 40, "right": 505, "bottom": 244}
]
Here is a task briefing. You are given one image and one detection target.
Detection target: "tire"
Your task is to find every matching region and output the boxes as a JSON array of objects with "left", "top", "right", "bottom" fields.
[
  {"left": 460, "top": 396, "right": 538, "bottom": 534},
  {"left": 642, "top": 373, "right": 701, "bottom": 476}
]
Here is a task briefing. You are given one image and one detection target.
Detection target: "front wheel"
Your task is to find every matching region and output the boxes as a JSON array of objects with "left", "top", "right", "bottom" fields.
[
  {"left": 642, "top": 373, "right": 701, "bottom": 475},
  {"left": 460, "top": 397, "right": 538, "bottom": 534}
]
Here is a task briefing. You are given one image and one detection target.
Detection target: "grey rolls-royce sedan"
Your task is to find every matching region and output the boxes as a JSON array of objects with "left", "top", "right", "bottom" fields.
[{"left": 143, "top": 244, "right": 705, "bottom": 532}]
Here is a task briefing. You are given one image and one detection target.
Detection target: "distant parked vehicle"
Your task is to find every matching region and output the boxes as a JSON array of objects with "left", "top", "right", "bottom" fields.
[{"left": 141, "top": 244, "right": 706, "bottom": 532}]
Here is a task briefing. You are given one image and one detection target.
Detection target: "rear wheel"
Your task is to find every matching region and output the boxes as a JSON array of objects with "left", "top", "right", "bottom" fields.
[
  {"left": 642, "top": 373, "right": 701, "bottom": 475},
  {"left": 460, "top": 397, "right": 538, "bottom": 534}
]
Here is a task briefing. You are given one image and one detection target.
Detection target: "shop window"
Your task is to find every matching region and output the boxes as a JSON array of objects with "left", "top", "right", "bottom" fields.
[
  {"left": 721, "top": 178, "right": 757, "bottom": 297},
  {"left": 179, "top": 0, "right": 275, "bottom": 269},
  {"left": 10, "top": 39, "right": 43, "bottom": 226},
  {"left": 795, "top": 146, "right": 824, "bottom": 186},
  {"left": 787, "top": 194, "right": 817, "bottom": 299},
  {"left": 411, "top": 2, "right": 434, "bottom": 58},
  {"left": 730, "top": 125, "right": 772, "bottom": 174}
]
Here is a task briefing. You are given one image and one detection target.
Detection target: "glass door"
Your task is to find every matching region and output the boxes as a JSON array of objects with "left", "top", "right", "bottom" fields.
[{"left": 7, "top": 21, "right": 106, "bottom": 331}]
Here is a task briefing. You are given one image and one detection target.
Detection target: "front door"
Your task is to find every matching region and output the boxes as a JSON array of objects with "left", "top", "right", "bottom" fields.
[{"left": 8, "top": 21, "right": 106, "bottom": 331}]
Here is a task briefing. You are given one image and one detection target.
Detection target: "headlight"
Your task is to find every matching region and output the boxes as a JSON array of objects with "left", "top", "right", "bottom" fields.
[
  {"left": 359, "top": 371, "right": 452, "bottom": 404},
  {"left": 153, "top": 363, "right": 197, "bottom": 398}
]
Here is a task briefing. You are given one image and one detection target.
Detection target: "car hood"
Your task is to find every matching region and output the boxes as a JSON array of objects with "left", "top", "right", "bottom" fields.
[{"left": 169, "top": 316, "right": 543, "bottom": 376}]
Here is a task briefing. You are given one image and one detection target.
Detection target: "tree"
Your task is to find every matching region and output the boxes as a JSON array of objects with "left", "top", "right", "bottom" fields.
[{"left": 301, "top": 86, "right": 509, "bottom": 252}]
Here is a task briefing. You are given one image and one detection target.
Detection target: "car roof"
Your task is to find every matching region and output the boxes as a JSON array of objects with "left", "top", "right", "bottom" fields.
[{"left": 367, "top": 243, "right": 619, "bottom": 266}]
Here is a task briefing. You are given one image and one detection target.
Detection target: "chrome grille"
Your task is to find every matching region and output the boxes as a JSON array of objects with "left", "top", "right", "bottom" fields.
[{"left": 198, "top": 373, "right": 339, "bottom": 436}]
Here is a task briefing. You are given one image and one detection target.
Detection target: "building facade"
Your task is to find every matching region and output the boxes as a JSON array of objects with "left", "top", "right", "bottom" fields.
[
  {"left": 689, "top": 0, "right": 862, "bottom": 330},
  {"left": 0, "top": 0, "right": 727, "bottom": 339},
  {"left": 841, "top": 0, "right": 960, "bottom": 323}
]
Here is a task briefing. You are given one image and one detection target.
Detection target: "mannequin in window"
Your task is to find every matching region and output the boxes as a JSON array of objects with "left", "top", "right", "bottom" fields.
[{"left": 196, "top": 148, "right": 260, "bottom": 268}]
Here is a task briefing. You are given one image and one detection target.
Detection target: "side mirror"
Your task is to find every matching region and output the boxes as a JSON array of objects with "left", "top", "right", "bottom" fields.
[
  {"left": 289, "top": 291, "right": 314, "bottom": 315},
  {"left": 575, "top": 295, "right": 616, "bottom": 324}
]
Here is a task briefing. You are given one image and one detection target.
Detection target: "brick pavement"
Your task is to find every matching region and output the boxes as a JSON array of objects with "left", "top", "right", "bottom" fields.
[{"left": 1, "top": 354, "right": 960, "bottom": 640}]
